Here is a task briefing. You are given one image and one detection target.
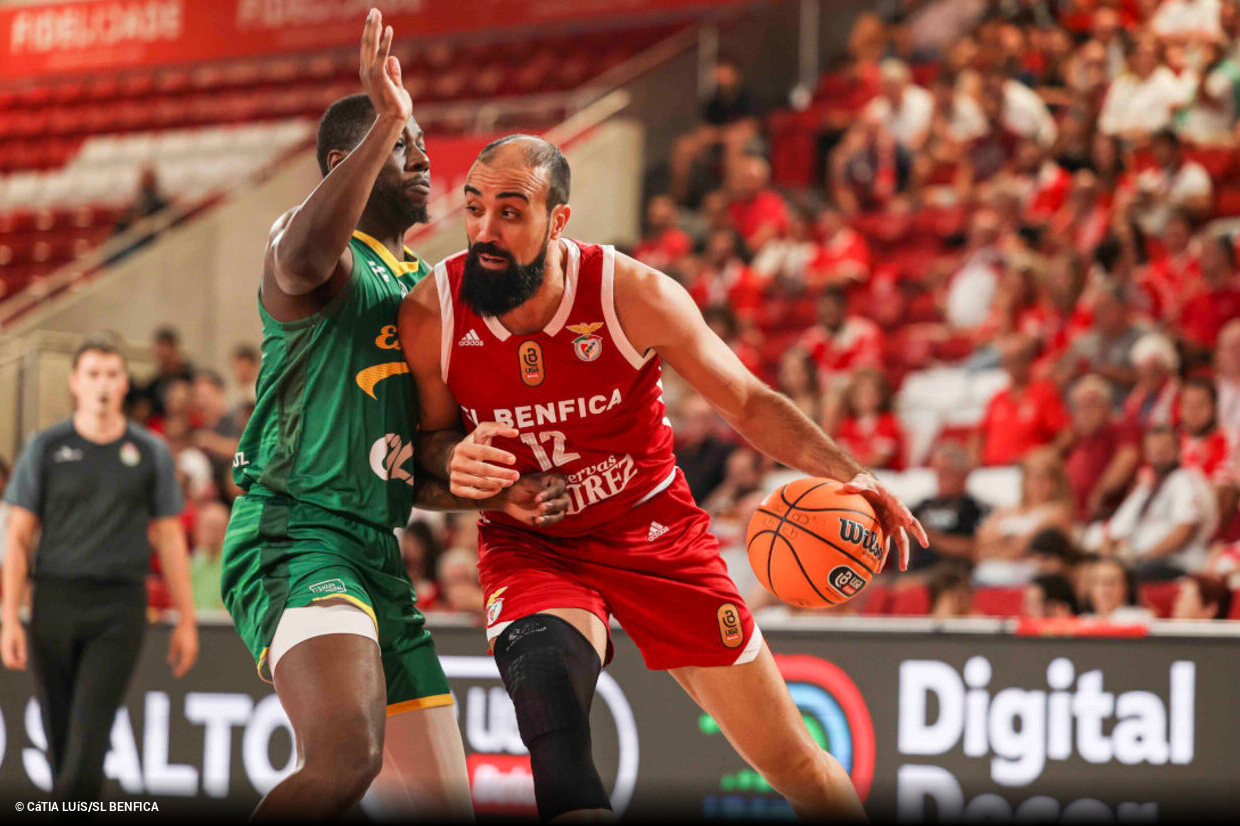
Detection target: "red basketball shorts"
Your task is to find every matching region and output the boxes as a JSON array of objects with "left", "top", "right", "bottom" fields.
[{"left": 477, "top": 469, "right": 762, "bottom": 670}]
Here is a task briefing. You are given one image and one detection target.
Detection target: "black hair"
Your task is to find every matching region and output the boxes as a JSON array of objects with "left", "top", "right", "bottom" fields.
[
  {"left": 72, "top": 335, "right": 125, "bottom": 369},
  {"left": 477, "top": 134, "right": 571, "bottom": 211},
  {"left": 1032, "top": 574, "right": 1080, "bottom": 615},
  {"left": 317, "top": 94, "right": 377, "bottom": 177},
  {"left": 196, "top": 368, "right": 226, "bottom": 390},
  {"left": 231, "top": 343, "right": 260, "bottom": 363},
  {"left": 927, "top": 561, "right": 973, "bottom": 609},
  {"left": 1152, "top": 127, "right": 1180, "bottom": 149},
  {"left": 1029, "top": 527, "right": 1081, "bottom": 564},
  {"left": 152, "top": 325, "right": 180, "bottom": 346}
]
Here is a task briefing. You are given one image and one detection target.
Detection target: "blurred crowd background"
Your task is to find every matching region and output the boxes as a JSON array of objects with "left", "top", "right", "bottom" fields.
[{"left": 3, "top": 0, "right": 1240, "bottom": 628}]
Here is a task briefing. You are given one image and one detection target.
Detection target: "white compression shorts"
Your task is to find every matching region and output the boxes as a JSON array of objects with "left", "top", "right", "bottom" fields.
[{"left": 268, "top": 601, "right": 379, "bottom": 675}]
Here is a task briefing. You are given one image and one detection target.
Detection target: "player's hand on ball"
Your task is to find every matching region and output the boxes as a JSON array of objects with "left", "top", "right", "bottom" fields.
[
  {"left": 839, "top": 472, "right": 928, "bottom": 572},
  {"left": 499, "top": 473, "right": 570, "bottom": 527},
  {"left": 359, "top": 8, "right": 412, "bottom": 122},
  {"left": 0, "top": 621, "right": 27, "bottom": 671},
  {"left": 167, "top": 620, "right": 198, "bottom": 679},
  {"left": 450, "top": 422, "right": 521, "bottom": 499}
]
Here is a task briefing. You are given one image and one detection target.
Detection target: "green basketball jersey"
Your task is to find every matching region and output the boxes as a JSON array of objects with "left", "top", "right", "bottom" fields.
[{"left": 233, "top": 230, "right": 431, "bottom": 531}]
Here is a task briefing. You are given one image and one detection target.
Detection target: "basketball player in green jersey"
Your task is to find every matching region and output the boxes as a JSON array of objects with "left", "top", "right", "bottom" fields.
[{"left": 221, "top": 10, "right": 561, "bottom": 820}]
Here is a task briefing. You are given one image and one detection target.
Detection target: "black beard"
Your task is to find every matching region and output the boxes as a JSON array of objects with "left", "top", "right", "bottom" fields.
[
  {"left": 461, "top": 240, "right": 547, "bottom": 317},
  {"left": 370, "top": 176, "right": 429, "bottom": 229}
]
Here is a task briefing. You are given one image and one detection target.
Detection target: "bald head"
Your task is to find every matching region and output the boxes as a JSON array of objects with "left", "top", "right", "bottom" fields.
[{"left": 475, "top": 134, "right": 570, "bottom": 211}]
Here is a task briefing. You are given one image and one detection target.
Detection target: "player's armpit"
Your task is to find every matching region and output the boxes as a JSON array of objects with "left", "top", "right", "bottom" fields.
[{"left": 261, "top": 208, "right": 354, "bottom": 322}]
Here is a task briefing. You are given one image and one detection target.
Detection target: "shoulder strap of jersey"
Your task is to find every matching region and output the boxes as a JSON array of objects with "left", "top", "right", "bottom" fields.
[{"left": 599, "top": 244, "right": 654, "bottom": 369}]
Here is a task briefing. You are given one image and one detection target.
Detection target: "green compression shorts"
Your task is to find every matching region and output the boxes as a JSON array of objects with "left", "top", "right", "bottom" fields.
[{"left": 221, "top": 493, "right": 452, "bottom": 713}]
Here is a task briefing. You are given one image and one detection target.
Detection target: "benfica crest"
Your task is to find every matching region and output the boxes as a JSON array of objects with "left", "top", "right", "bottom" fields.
[{"left": 567, "top": 322, "right": 604, "bottom": 362}]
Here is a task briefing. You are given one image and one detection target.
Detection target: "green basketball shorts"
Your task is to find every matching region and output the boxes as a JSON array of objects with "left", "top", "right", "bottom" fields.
[{"left": 221, "top": 493, "right": 451, "bottom": 713}]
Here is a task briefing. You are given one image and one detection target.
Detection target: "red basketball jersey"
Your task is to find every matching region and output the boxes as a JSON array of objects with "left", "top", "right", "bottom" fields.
[{"left": 435, "top": 239, "right": 678, "bottom": 536}]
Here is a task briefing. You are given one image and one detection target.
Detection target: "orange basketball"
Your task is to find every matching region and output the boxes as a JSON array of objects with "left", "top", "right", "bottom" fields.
[{"left": 746, "top": 477, "right": 886, "bottom": 608}]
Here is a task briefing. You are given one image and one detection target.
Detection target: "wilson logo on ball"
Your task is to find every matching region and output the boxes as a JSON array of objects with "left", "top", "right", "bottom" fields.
[
  {"left": 828, "top": 566, "right": 866, "bottom": 597},
  {"left": 838, "top": 518, "right": 882, "bottom": 560}
]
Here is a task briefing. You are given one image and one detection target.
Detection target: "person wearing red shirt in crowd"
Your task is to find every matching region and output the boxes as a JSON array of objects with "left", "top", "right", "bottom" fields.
[
  {"left": 833, "top": 368, "right": 906, "bottom": 470},
  {"left": 703, "top": 305, "right": 765, "bottom": 380},
  {"left": 1179, "top": 378, "right": 1236, "bottom": 484},
  {"left": 633, "top": 194, "right": 693, "bottom": 272},
  {"left": 776, "top": 346, "right": 824, "bottom": 424},
  {"left": 1049, "top": 170, "right": 1112, "bottom": 258},
  {"left": 1140, "top": 209, "right": 1200, "bottom": 322},
  {"left": 804, "top": 205, "right": 870, "bottom": 290},
  {"left": 725, "top": 155, "right": 789, "bottom": 252},
  {"left": 687, "top": 228, "right": 765, "bottom": 319},
  {"left": 1178, "top": 234, "right": 1240, "bottom": 363},
  {"left": 1062, "top": 375, "right": 1141, "bottom": 521},
  {"left": 974, "top": 334, "right": 1070, "bottom": 467},
  {"left": 1122, "top": 332, "right": 1182, "bottom": 430},
  {"left": 797, "top": 286, "right": 883, "bottom": 389},
  {"left": 1016, "top": 139, "right": 1072, "bottom": 223}
]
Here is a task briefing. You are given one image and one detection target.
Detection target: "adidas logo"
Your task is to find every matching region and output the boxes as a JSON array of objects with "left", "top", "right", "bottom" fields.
[
  {"left": 648, "top": 521, "right": 669, "bottom": 541},
  {"left": 458, "top": 329, "right": 485, "bottom": 347}
]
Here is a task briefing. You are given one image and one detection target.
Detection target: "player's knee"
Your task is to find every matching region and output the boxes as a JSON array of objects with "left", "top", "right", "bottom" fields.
[
  {"left": 302, "top": 728, "right": 384, "bottom": 804},
  {"left": 494, "top": 615, "right": 611, "bottom": 819}
]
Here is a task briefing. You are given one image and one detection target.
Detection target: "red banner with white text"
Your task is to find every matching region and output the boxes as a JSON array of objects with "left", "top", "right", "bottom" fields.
[{"left": 0, "top": 0, "right": 743, "bottom": 82}]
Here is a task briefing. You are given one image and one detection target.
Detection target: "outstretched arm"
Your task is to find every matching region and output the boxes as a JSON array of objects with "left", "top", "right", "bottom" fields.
[
  {"left": 614, "top": 253, "right": 927, "bottom": 567},
  {"left": 263, "top": 10, "right": 411, "bottom": 314}
]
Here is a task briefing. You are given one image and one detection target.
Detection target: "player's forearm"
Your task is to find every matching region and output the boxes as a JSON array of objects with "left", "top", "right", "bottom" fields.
[
  {"left": 1143, "top": 523, "right": 1197, "bottom": 559},
  {"left": 415, "top": 429, "right": 465, "bottom": 478},
  {"left": 732, "top": 387, "right": 865, "bottom": 482},
  {"left": 153, "top": 523, "right": 197, "bottom": 625},
  {"left": 275, "top": 114, "right": 405, "bottom": 292},
  {"left": 412, "top": 472, "right": 500, "bottom": 512},
  {"left": 0, "top": 530, "right": 30, "bottom": 626}
]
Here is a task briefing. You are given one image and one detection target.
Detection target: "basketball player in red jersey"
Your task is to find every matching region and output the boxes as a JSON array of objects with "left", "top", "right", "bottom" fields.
[{"left": 398, "top": 136, "right": 927, "bottom": 821}]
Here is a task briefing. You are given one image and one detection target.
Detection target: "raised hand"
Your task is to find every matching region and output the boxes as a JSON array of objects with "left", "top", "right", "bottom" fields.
[
  {"left": 359, "top": 8, "right": 412, "bottom": 123},
  {"left": 840, "top": 472, "right": 929, "bottom": 572}
]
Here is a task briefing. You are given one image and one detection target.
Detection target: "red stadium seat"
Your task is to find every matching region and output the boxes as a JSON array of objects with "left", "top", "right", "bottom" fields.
[
  {"left": 1139, "top": 581, "right": 1180, "bottom": 619},
  {"left": 972, "top": 587, "right": 1025, "bottom": 617},
  {"left": 888, "top": 583, "right": 931, "bottom": 615}
]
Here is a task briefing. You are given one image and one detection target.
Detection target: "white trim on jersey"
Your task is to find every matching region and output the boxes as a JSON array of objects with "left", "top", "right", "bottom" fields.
[
  {"left": 480, "top": 238, "right": 582, "bottom": 341},
  {"left": 635, "top": 466, "right": 677, "bottom": 506},
  {"left": 600, "top": 245, "right": 653, "bottom": 369},
  {"left": 733, "top": 623, "right": 764, "bottom": 665},
  {"left": 434, "top": 260, "right": 454, "bottom": 383}
]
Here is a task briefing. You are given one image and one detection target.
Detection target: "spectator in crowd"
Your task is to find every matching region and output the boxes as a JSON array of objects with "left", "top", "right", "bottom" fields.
[
  {"left": 112, "top": 166, "right": 172, "bottom": 240},
  {"left": 191, "top": 370, "right": 243, "bottom": 497},
  {"left": 974, "top": 446, "right": 1076, "bottom": 585},
  {"left": 804, "top": 205, "right": 871, "bottom": 290},
  {"left": 1122, "top": 332, "right": 1183, "bottom": 430},
  {"left": 1082, "top": 557, "right": 1154, "bottom": 623},
  {"left": 634, "top": 194, "right": 693, "bottom": 272},
  {"left": 1099, "top": 37, "right": 1194, "bottom": 140},
  {"left": 944, "top": 207, "right": 1005, "bottom": 331},
  {"left": 687, "top": 228, "right": 763, "bottom": 319},
  {"left": 864, "top": 58, "right": 934, "bottom": 152},
  {"left": 1101, "top": 426, "right": 1218, "bottom": 580},
  {"left": 437, "top": 545, "right": 484, "bottom": 618},
  {"left": 910, "top": 441, "right": 987, "bottom": 571},
  {"left": 830, "top": 109, "right": 913, "bottom": 215},
  {"left": 1151, "top": 0, "right": 1225, "bottom": 44},
  {"left": 1171, "top": 572, "right": 1233, "bottom": 619},
  {"left": 188, "top": 501, "right": 229, "bottom": 613},
  {"left": 975, "top": 335, "right": 1070, "bottom": 467},
  {"left": 1141, "top": 208, "right": 1200, "bottom": 322},
  {"left": 1023, "top": 573, "right": 1081, "bottom": 619},
  {"left": 1054, "top": 285, "right": 1144, "bottom": 394},
  {"left": 1179, "top": 377, "right": 1236, "bottom": 483},
  {"left": 776, "top": 347, "right": 823, "bottom": 423},
  {"left": 1217, "top": 318, "right": 1240, "bottom": 434},
  {"left": 725, "top": 155, "right": 790, "bottom": 253},
  {"left": 798, "top": 287, "right": 883, "bottom": 392},
  {"left": 1028, "top": 527, "right": 1085, "bottom": 577},
  {"left": 1177, "top": 40, "right": 1240, "bottom": 144},
  {"left": 1178, "top": 234, "right": 1240, "bottom": 361},
  {"left": 1124, "top": 129, "right": 1213, "bottom": 236},
  {"left": 131, "top": 326, "right": 194, "bottom": 421},
  {"left": 1062, "top": 374, "right": 1142, "bottom": 520},
  {"left": 398, "top": 519, "right": 444, "bottom": 612},
  {"left": 832, "top": 369, "right": 906, "bottom": 470},
  {"left": 228, "top": 343, "right": 260, "bottom": 411},
  {"left": 701, "top": 448, "right": 767, "bottom": 521},
  {"left": 670, "top": 56, "right": 759, "bottom": 206},
  {"left": 673, "top": 393, "right": 735, "bottom": 503},
  {"left": 926, "top": 561, "right": 975, "bottom": 618}
]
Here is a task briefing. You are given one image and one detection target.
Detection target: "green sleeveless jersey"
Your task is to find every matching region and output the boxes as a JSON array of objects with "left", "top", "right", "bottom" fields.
[{"left": 233, "top": 230, "right": 431, "bottom": 531}]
